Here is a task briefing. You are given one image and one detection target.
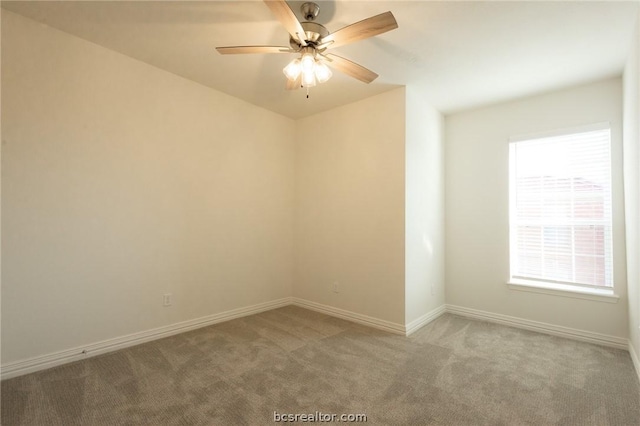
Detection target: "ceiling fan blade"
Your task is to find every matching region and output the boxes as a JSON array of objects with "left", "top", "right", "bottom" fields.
[
  {"left": 263, "top": 0, "right": 308, "bottom": 46},
  {"left": 322, "top": 11, "right": 398, "bottom": 49},
  {"left": 216, "top": 46, "right": 293, "bottom": 55},
  {"left": 285, "top": 74, "right": 302, "bottom": 90},
  {"left": 325, "top": 54, "right": 378, "bottom": 84}
]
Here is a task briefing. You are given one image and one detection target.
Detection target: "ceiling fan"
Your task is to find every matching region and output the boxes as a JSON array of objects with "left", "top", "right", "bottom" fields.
[{"left": 216, "top": 0, "right": 398, "bottom": 95}]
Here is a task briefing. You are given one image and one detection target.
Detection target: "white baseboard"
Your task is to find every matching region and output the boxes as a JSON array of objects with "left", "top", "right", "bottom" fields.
[
  {"left": 4, "top": 297, "right": 631, "bottom": 380},
  {"left": 0, "top": 297, "right": 293, "bottom": 380},
  {"left": 629, "top": 341, "right": 640, "bottom": 383},
  {"left": 405, "top": 305, "right": 447, "bottom": 336},
  {"left": 445, "top": 304, "right": 628, "bottom": 349},
  {"left": 291, "top": 298, "right": 406, "bottom": 335}
]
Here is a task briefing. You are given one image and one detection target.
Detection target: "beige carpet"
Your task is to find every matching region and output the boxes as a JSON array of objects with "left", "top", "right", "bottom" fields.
[{"left": 2, "top": 306, "right": 639, "bottom": 425}]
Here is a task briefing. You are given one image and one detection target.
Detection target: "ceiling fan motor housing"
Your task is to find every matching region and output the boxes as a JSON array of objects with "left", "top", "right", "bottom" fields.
[{"left": 289, "top": 21, "right": 329, "bottom": 48}]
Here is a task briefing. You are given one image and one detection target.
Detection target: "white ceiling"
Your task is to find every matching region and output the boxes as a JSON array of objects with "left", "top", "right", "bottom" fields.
[{"left": 2, "top": 1, "right": 638, "bottom": 119}]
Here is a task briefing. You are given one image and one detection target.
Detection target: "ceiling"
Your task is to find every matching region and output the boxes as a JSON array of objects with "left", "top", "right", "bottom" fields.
[{"left": 2, "top": 1, "right": 639, "bottom": 119}]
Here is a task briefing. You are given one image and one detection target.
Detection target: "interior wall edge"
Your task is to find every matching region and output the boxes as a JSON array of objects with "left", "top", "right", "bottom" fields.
[
  {"left": 290, "top": 297, "right": 406, "bottom": 335},
  {"left": 405, "top": 304, "right": 447, "bottom": 336}
]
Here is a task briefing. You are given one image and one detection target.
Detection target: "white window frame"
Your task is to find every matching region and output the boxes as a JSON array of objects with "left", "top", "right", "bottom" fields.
[{"left": 507, "top": 123, "right": 618, "bottom": 303}]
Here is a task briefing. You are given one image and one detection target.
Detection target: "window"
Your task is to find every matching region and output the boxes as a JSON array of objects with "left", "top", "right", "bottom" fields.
[{"left": 509, "top": 124, "right": 613, "bottom": 292}]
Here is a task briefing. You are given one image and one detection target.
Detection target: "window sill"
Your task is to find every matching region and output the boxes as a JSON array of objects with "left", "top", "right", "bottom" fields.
[{"left": 507, "top": 279, "right": 619, "bottom": 304}]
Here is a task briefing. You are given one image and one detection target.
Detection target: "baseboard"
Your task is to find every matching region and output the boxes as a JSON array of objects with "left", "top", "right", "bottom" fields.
[
  {"left": 1, "top": 297, "right": 293, "bottom": 380},
  {"left": 445, "top": 304, "right": 628, "bottom": 349},
  {"left": 405, "top": 305, "right": 447, "bottom": 336},
  {"left": 7, "top": 298, "right": 625, "bottom": 380},
  {"left": 291, "top": 298, "right": 405, "bottom": 335},
  {"left": 2, "top": 297, "right": 417, "bottom": 380},
  {"left": 629, "top": 341, "right": 640, "bottom": 383}
]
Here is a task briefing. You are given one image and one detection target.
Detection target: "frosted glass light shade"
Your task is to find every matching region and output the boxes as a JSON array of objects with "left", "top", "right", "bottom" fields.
[
  {"left": 302, "top": 70, "right": 316, "bottom": 87},
  {"left": 314, "top": 61, "right": 332, "bottom": 83},
  {"left": 283, "top": 59, "right": 302, "bottom": 80},
  {"left": 301, "top": 53, "right": 315, "bottom": 73}
]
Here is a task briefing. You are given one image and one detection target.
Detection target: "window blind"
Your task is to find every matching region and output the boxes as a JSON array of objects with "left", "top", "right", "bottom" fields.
[{"left": 509, "top": 125, "right": 613, "bottom": 288}]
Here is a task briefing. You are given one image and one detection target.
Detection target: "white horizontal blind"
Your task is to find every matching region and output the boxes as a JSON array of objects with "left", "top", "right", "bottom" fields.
[{"left": 509, "top": 125, "right": 613, "bottom": 287}]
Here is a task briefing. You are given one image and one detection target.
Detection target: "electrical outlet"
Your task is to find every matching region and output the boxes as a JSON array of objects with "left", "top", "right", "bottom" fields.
[
  {"left": 333, "top": 282, "right": 340, "bottom": 293},
  {"left": 163, "top": 293, "right": 172, "bottom": 307}
]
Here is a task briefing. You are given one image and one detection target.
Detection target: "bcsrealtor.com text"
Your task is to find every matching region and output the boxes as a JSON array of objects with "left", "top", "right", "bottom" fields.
[{"left": 273, "top": 411, "right": 367, "bottom": 423}]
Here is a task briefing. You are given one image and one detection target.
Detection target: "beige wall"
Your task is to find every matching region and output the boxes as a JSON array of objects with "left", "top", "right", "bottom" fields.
[
  {"left": 445, "top": 78, "right": 629, "bottom": 339},
  {"left": 623, "top": 12, "right": 640, "bottom": 363},
  {"left": 405, "top": 87, "right": 445, "bottom": 325},
  {"left": 1, "top": 11, "right": 295, "bottom": 363},
  {"left": 294, "top": 88, "right": 407, "bottom": 325}
]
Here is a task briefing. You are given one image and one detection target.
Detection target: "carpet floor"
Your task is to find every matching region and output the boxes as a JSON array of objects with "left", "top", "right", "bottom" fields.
[{"left": 1, "top": 306, "right": 639, "bottom": 425}]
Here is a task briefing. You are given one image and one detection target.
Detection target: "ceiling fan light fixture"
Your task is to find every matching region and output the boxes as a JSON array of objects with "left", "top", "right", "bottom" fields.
[
  {"left": 300, "top": 51, "right": 316, "bottom": 73},
  {"left": 283, "top": 58, "right": 302, "bottom": 80},
  {"left": 302, "top": 70, "right": 317, "bottom": 87},
  {"left": 284, "top": 50, "right": 331, "bottom": 88},
  {"left": 314, "top": 60, "right": 332, "bottom": 83}
]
